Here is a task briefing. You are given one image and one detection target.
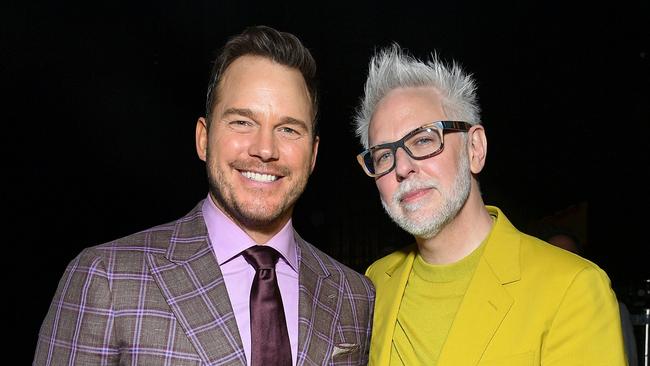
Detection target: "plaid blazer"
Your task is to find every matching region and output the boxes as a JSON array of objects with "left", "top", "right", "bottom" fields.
[{"left": 34, "top": 201, "right": 375, "bottom": 365}]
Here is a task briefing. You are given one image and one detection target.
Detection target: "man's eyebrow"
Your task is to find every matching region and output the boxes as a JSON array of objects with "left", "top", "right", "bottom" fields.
[
  {"left": 222, "top": 108, "right": 310, "bottom": 131},
  {"left": 222, "top": 108, "right": 255, "bottom": 119},
  {"left": 280, "top": 117, "right": 309, "bottom": 130}
]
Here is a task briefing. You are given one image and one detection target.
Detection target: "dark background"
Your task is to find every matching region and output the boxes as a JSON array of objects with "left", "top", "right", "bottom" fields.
[{"left": 5, "top": 0, "right": 649, "bottom": 362}]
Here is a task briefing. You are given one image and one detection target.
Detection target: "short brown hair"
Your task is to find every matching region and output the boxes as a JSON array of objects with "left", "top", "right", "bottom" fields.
[{"left": 205, "top": 25, "right": 319, "bottom": 134}]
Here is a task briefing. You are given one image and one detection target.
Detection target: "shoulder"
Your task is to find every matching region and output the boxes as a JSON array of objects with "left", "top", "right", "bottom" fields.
[
  {"left": 520, "top": 233, "right": 606, "bottom": 279},
  {"left": 82, "top": 220, "right": 177, "bottom": 259},
  {"left": 489, "top": 206, "right": 609, "bottom": 285},
  {"left": 508, "top": 233, "right": 616, "bottom": 307},
  {"left": 70, "top": 205, "right": 205, "bottom": 273},
  {"left": 365, "top": 244, "right": 416, "bottom": 281},
  {"left": 299, "top": 238, "right": 374, "bottom": 294}
]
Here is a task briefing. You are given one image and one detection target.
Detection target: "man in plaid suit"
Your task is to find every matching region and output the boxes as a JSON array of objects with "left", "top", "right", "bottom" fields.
[{"left": 34, "top": 26, "right": 374, "bottom": 365}]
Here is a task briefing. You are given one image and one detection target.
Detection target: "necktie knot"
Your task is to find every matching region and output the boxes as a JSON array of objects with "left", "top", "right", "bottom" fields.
[{"left": 242, "top": 245, "right": 280, "bottom": 271}]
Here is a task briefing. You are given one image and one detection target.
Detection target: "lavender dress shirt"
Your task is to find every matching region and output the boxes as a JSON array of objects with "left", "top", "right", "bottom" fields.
[{"left": 202, "top": 196, "right": 299, "bottom": 366}]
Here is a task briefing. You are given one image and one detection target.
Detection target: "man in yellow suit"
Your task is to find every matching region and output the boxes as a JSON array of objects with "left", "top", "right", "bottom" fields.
[{"left": 352, "top": 43, "right": 626, "bottom": 365}]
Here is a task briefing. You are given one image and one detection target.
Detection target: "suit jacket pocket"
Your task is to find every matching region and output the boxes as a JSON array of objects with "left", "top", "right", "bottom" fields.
[
  {"left": 480, "top": 351, "right": 534, "bottom": 366},
  {"left": 331, "top": 342, "right": 360, "bottom": 363}
]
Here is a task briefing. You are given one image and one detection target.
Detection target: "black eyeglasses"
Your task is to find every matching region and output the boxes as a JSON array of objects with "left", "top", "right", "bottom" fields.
[{"left": 356, "top": 121, "right": 472, "bottom": 177}]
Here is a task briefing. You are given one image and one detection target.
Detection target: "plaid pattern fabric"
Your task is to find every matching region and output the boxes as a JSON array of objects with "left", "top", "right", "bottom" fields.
[{"left": 34, "top": 200, "right": 375, "bottom": 365}]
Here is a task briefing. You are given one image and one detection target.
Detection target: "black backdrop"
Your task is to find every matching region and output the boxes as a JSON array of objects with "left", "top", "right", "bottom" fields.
[{"left": 6, "top": 0, "right": 649, "bottom": 362}]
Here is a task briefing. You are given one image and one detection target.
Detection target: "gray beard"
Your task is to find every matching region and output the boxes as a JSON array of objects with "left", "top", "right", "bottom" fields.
[{"left": 381, "top": 148, "right": 471, "bottom": 239}]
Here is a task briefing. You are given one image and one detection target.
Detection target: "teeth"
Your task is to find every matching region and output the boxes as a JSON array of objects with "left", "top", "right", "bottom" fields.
[{"left": 241, "top": 171, "right": 278, "bottom": 182}]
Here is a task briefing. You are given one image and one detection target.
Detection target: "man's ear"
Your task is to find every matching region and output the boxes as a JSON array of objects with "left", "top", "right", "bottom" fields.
[
  {"left": 196, "top": 117, "right": 208, "bottom": 162},
  {"left": 310, "top": 135, "right": 320, "bottom": 173},
  {"left": 468, "top": 124, "right": 487, "bottom": 174}
]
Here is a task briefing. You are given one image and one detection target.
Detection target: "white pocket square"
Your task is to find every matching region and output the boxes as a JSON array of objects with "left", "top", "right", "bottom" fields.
[{"left": 332, "top": 343, "right": 359, "bottom": 357}]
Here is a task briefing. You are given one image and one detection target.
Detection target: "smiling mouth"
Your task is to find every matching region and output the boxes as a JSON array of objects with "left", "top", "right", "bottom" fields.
[
  {"left": 399, "top": 188, "right": 431, "bottom": 203},
  {"left": 240, "top": 170, "right": 280, "bottom": 183}
]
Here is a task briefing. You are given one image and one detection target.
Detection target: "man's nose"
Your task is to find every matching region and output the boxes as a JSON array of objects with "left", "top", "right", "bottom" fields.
[
  {"left": 394, "top": 147, "right": 416, "bottom": 181},
  {"left": 249, "top": 129, "right": 279, "bottom": 162}
]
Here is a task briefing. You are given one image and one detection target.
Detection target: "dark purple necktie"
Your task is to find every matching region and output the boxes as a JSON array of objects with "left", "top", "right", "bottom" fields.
[{"left": 242, "top": 246, "right": 292, "bottom": 366}]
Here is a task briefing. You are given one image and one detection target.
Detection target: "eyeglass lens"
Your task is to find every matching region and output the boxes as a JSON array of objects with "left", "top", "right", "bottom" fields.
[{"left": 367, "top": 127, "right": 442, "bottom": 175}]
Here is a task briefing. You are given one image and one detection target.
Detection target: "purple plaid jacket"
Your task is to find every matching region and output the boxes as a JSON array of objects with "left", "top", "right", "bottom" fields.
[{"left": 34, "top": 200, "right": 375, "bottom": 365}]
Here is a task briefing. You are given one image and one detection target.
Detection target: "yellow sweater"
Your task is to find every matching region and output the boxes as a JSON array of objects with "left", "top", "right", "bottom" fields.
[{"left": 391, "top": 242, "right": 485, "bottom": 365}]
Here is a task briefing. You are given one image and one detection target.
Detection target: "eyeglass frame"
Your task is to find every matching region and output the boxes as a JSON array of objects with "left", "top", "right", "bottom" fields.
[{"left": 356, "top": 120, "right": 473, "bottom": 178}]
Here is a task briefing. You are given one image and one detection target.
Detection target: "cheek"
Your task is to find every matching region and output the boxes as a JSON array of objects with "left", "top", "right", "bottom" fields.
[
  {"left": 420, "top": 156, "right": 451, "bottom": 180},
  {"left": 376, "top": 179, "right": 395, "bottom": 201},
  {"left": 438, "top": 158, "right": 460, "bottom": 183},
  {"left": 281, "top": 143, "right": 314, "bottom": 167},
  {"left": 212, "top": 133, "right": 248, "bottom": 156}
]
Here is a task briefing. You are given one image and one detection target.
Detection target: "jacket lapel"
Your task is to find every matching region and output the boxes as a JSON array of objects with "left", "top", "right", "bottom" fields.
[
  {"left": 147, "top": 204, "right": 246, "bottom": 365},
  {"left": 295, "top": 235, "right": 342, "bottom": 365},
  {"left": 370, "top": 249, "right": 416, "bottom": 366},
  {"left": 437, "top": 206, "right": 520, "bottom": 365},
  {"left": 436, "top": 258, "right": 513, "bottom": 365}
]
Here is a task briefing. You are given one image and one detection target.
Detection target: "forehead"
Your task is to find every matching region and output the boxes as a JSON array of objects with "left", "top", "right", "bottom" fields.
[
  {"left": 215, "top": 55, "right": 313, "bottom": 121},
  {"left": 369, "top": 87, "right": 447, "bottom": 145}
]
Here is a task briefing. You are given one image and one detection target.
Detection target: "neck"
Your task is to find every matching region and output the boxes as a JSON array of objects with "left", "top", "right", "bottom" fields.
[
  {"left": 415, "top": 188, "right": 493, "bottom": 265},
  {"left": 242, "top": 220, "right": 290, "bottom": 244}
]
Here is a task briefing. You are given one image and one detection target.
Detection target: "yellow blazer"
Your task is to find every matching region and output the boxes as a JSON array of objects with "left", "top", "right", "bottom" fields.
[{"left": 366, "top": 206, "right": 626, "bottom": 365}]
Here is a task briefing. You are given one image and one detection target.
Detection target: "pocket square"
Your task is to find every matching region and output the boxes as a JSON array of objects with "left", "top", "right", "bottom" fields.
[{"left": 332, "top": 343, "right": 359, "bottom": 357}]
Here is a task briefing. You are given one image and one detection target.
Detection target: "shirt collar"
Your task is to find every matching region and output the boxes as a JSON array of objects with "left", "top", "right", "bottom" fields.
[{"left": 202, "top": 195, "right": 299, "bottom": 272}]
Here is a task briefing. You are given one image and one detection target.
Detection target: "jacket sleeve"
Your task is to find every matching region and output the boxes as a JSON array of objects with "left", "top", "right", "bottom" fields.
[
  {"left": 542, "top": 265, "right": 627, "bottom": 365},
  {"left": 33, "top": 249, "right": 119, "bottom": 365}
]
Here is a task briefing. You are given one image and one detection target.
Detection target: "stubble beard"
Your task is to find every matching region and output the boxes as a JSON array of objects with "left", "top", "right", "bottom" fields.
[
  {"left": 381, "top": 148, "right": 472, "bottom": 239},
  {"left": 206, "top": 153, "right": 309, "bottom": 231}
]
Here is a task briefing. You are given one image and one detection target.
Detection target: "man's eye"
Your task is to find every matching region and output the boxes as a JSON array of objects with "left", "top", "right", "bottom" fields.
[
  {"left": 374, "top": 151, "right": 392, "bottom": 164},
  {"left": 228, "top": 120, "right": 255, "bottom": 132},
  {"left": 413, "top": 137, "right": 434, "bottom": 145},
  {"left": 278, "top": 126, "right": 304, "bottom": 139},
  {"left": 279, "top": 127, "right": 298, "bottom": 134}
]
